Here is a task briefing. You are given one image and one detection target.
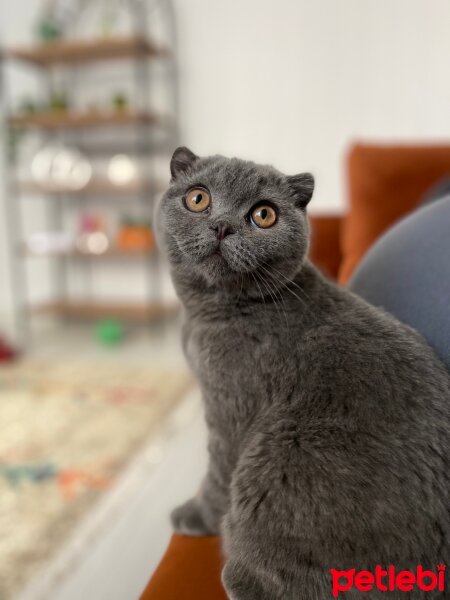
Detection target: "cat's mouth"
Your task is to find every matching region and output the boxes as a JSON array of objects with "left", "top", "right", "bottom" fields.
[
  {"left": 210, "top": 247, "right": 226, "bottom": 262},
  {"left": 202, "top": 243, "right": 231, "bottom": 271},
  {"left": 209, "top": 241, "right": 226, "bottom": 260}
]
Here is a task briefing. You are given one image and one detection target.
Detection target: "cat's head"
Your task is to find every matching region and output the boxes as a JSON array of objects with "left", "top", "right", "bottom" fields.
[{"left": 156, "top": 147, "right": 314, "bottom": 295}]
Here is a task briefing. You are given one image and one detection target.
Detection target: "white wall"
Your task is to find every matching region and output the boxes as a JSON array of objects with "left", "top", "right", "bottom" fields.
[
  {"left": 174, "top": 0, "right": 450, "bottom": 209},
  {"left": 1, "top": 0, "right": 450, "bottom": 319}
]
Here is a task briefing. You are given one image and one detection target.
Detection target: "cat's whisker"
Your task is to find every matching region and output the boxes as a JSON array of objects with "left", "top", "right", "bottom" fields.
[
  {"left": 238, "top": 273, "right": 244, "bottom": 303},
  {"left": 263, "top": 262, "right": 316, "bottom": 306},
  {"left": 258, "top": 263, "right": 319, "bottom": 325},
  {"left": 250, "top": 272, "right": 267, "bottom": 309},
  {"left": 263, "top": 269, "right": 307, "bottom": 316},
  {"left": 256, "top": 269, "right": 285, "bottom": 308},
  {"left": 254, "top": 270, "right": 289, "bottom": 328},
  {"left": 257, "top": 271, "right": 290, "bottom": 329}
]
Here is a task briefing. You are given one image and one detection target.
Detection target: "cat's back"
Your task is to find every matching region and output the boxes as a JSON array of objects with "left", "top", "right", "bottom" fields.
[{"left": 293, "top": 273, "right": 450, "bottom": 448}]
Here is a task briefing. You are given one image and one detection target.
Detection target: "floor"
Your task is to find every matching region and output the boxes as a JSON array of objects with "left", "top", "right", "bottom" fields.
[{"left": 7, "top": 319, "right": 207, "bottom": 600}]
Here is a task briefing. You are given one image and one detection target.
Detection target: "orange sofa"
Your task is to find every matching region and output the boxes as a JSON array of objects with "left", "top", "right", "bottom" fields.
[{"left": 140, "top": 143, "right": 450, "bottom": 600}]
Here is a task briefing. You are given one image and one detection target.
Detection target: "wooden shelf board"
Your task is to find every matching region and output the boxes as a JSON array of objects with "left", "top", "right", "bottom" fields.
[
  {"left": 31, "top": 300, "right": 178, "bottom": 321},
  {"left": 23, "top": 245, "right": 155, "bottom": 259},
  {"left": 19, "top": 178, "right": 163, "bottom": 196},
  {"left": 6, "top": 36, "right": 169, "bottom": 66},
  {"left": 8, "top": 109, "right": 162, "bottom": 129}
]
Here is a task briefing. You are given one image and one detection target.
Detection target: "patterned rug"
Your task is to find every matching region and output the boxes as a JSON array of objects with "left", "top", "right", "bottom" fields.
[{"left": 0, "top": 360, "right": 192, "bottom": 600}]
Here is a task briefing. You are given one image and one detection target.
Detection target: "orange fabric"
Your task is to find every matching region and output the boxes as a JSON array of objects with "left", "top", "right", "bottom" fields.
[
  {"left": 139, "top": 535, "right": 227, "bottom": 600},
  {"left": 339, "top": 143, "right": 450, "bottom": 283},
  {"left": 308, "top": 215, "right": 342, "bottom": 280}
]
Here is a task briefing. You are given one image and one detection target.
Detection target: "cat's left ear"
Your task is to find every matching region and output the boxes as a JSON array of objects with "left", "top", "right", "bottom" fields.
[
  {"left": 286, "top": 173, "right": 315, "bottom": 209},
  {"left": 170, "top": 146, "right": 199, "bottom": 180}
]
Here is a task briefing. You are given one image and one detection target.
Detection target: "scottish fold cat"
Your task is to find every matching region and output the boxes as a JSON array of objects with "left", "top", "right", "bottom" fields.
[{"left": 156, "top": 147, "right": 449, "bottom": 599}]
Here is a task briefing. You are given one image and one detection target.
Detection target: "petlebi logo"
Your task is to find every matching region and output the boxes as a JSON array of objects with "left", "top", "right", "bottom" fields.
[{"left": 330, "top": 564, "right": 446, "bottom": 597}]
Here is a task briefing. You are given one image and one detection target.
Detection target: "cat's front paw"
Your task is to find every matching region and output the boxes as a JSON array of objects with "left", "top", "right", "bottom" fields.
[
  {"left": 171, "top": 497, "right": 216, "bottom": 536},
  {"left": 222, "top": 561, "right": 273, "bottom": 600}
]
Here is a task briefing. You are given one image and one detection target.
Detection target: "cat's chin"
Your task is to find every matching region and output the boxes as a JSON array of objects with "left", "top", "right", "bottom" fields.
[
  {"left": 193, "top": 253, "right": 244, "bottom": 290},
  {"left": 202, "top": 254, "right": 232, "bottom": 279}
]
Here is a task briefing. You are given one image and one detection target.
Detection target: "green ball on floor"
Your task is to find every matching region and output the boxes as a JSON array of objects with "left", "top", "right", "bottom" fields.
[{"left": 95, "top": 319, "right": 124, "bottom": 346}]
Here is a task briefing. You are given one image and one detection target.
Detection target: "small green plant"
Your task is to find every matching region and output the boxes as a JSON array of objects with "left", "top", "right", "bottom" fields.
[
  {"left": 50, "top": 92, "right": 69, "bottom": 112},
  {"left": 37, "top": 20, "right": 62, "bottom": 43},
  {"left": 112, "top": 93, "right": 129, "bottom": 111}
]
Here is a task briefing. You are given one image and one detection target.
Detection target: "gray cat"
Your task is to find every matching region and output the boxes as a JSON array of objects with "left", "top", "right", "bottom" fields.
[{"left": 156, "top": 147, "right": 450, "bottom": 599}]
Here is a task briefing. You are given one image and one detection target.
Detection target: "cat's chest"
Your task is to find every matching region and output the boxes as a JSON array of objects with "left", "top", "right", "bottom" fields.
[
  {"left": 184, "top": 315, "right": 289, "bottom": 404},
  {"left": 185, "top": 319, "right": 259, "bottom": 380},
  {"left": 185, "top": 319, "right": 272, "bottom": 430}
]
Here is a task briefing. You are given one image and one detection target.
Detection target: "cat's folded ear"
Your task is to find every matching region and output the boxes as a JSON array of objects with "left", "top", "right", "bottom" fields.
[
  {"left": 170, "top": 146, "right": 199, "bottom": 180},
  {"left": 286, "top": 173, "right": 315, "bottom": 209}
]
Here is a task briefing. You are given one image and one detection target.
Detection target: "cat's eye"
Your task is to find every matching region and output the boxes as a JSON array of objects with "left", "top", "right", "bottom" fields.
[
  {"left": 251, "top": 204, "right": 277, "bottom": 228},
  {"left": 184, "top": 187, "right": 211, "bottom": 212}
]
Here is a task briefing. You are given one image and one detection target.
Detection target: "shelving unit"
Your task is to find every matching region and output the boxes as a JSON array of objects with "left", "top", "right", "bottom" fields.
[
  {"left": 32, "top": 300, "right": 177, "bottom": 321},
  {"left": 21, "top": 244, "right": 154, "bottom": 258},
  {"left": 8, "top": 108, "right": 164, "bottom": 129},
  {"left": 0, "top": 1, "right": 179, "bottom": 341},
  {"left": 19, "top": 178, "right": 163, "bottom": 196},
  {"left": 6, "top": 35, "right": 167, "bottom": 66}
]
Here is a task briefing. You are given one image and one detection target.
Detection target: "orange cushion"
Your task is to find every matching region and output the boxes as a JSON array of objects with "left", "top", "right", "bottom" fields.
[
  {"left": 139, "top": 535, "right": 227, "bottom": 600},
  {"left": 339, "top": 143, "right": 450, "bottom": 283},
  {"left": 308, "top": 215, "right": 342, "bottom": 280}
]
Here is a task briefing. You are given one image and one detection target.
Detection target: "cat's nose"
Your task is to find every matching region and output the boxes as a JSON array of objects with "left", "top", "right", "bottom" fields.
[{"left": 213, "top": 223, "right": 234, "bottom": 240}]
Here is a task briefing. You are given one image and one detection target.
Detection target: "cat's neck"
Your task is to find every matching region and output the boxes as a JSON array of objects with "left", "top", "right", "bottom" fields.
[{"left": 173, "top": 260, "right": 328, "bottom": 320}]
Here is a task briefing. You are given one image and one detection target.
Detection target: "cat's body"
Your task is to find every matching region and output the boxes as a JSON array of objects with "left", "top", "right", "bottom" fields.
[{"left": 158, "top": 148, "right": 450, "bottom": 599}]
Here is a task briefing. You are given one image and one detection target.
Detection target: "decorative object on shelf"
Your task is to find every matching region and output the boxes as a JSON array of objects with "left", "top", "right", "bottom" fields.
[
  {"left": 26, "top": 231, "right": 75, "bottom": 255},
  {"left": 31, "top": 143, "right": 92, "bottom": 191},
  {"left": 117, "top": 218, "right": 154, "bottom": 251},
  {"left": 76, "top": 213, "right": 110, "bottom": 254},
  {"left": 49, "top": 91, "right": 69, "bottom": 112},
  {"left": 73, "top": 0, "right": 131, "bottom": 38},
  {"left": 112, "top": 91, "right": 129, "bottom": 111},
  {"left": 35, "top": 0, "right": 83, "bottom": 42},
  {"left": 107, "top": 153, "right": 137, "bottom": 186},
  {"left": 37, "top": 18, "right": 62, "bottom": 42},
  {"left": 0, "top": 335, "right": 18, "bottom": 362},
  {"left": 95, "top": 318, "right": 124, "bottom": 346}
]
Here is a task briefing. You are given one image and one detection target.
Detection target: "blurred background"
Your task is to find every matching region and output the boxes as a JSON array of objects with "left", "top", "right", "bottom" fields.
[{"left": 0, "top": 1, "right": 449, "bottom": 599}]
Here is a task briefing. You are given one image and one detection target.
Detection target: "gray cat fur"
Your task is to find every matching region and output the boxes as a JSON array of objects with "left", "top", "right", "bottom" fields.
[{"left": 156, "top": 147, "right": 450, "bottom": 599}]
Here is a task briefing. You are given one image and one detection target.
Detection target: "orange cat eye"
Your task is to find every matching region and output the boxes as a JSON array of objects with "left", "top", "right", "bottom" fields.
[
  {"left": 251, "top": 204, "right": 277, "bottom": 228},
  {"left": 185, "top": 188, "right": 211, "bottom": 212}
]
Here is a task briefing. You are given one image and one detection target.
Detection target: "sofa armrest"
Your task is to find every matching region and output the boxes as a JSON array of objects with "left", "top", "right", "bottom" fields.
[
  {"left": 308, "top": 214, "right": 343, "bottom": 280},
  {"left": 139, "top": 535, "right": 227, "bottom": 600},
  {"left": 339, "top": 143, "right": 450, "bottom": 283}
]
